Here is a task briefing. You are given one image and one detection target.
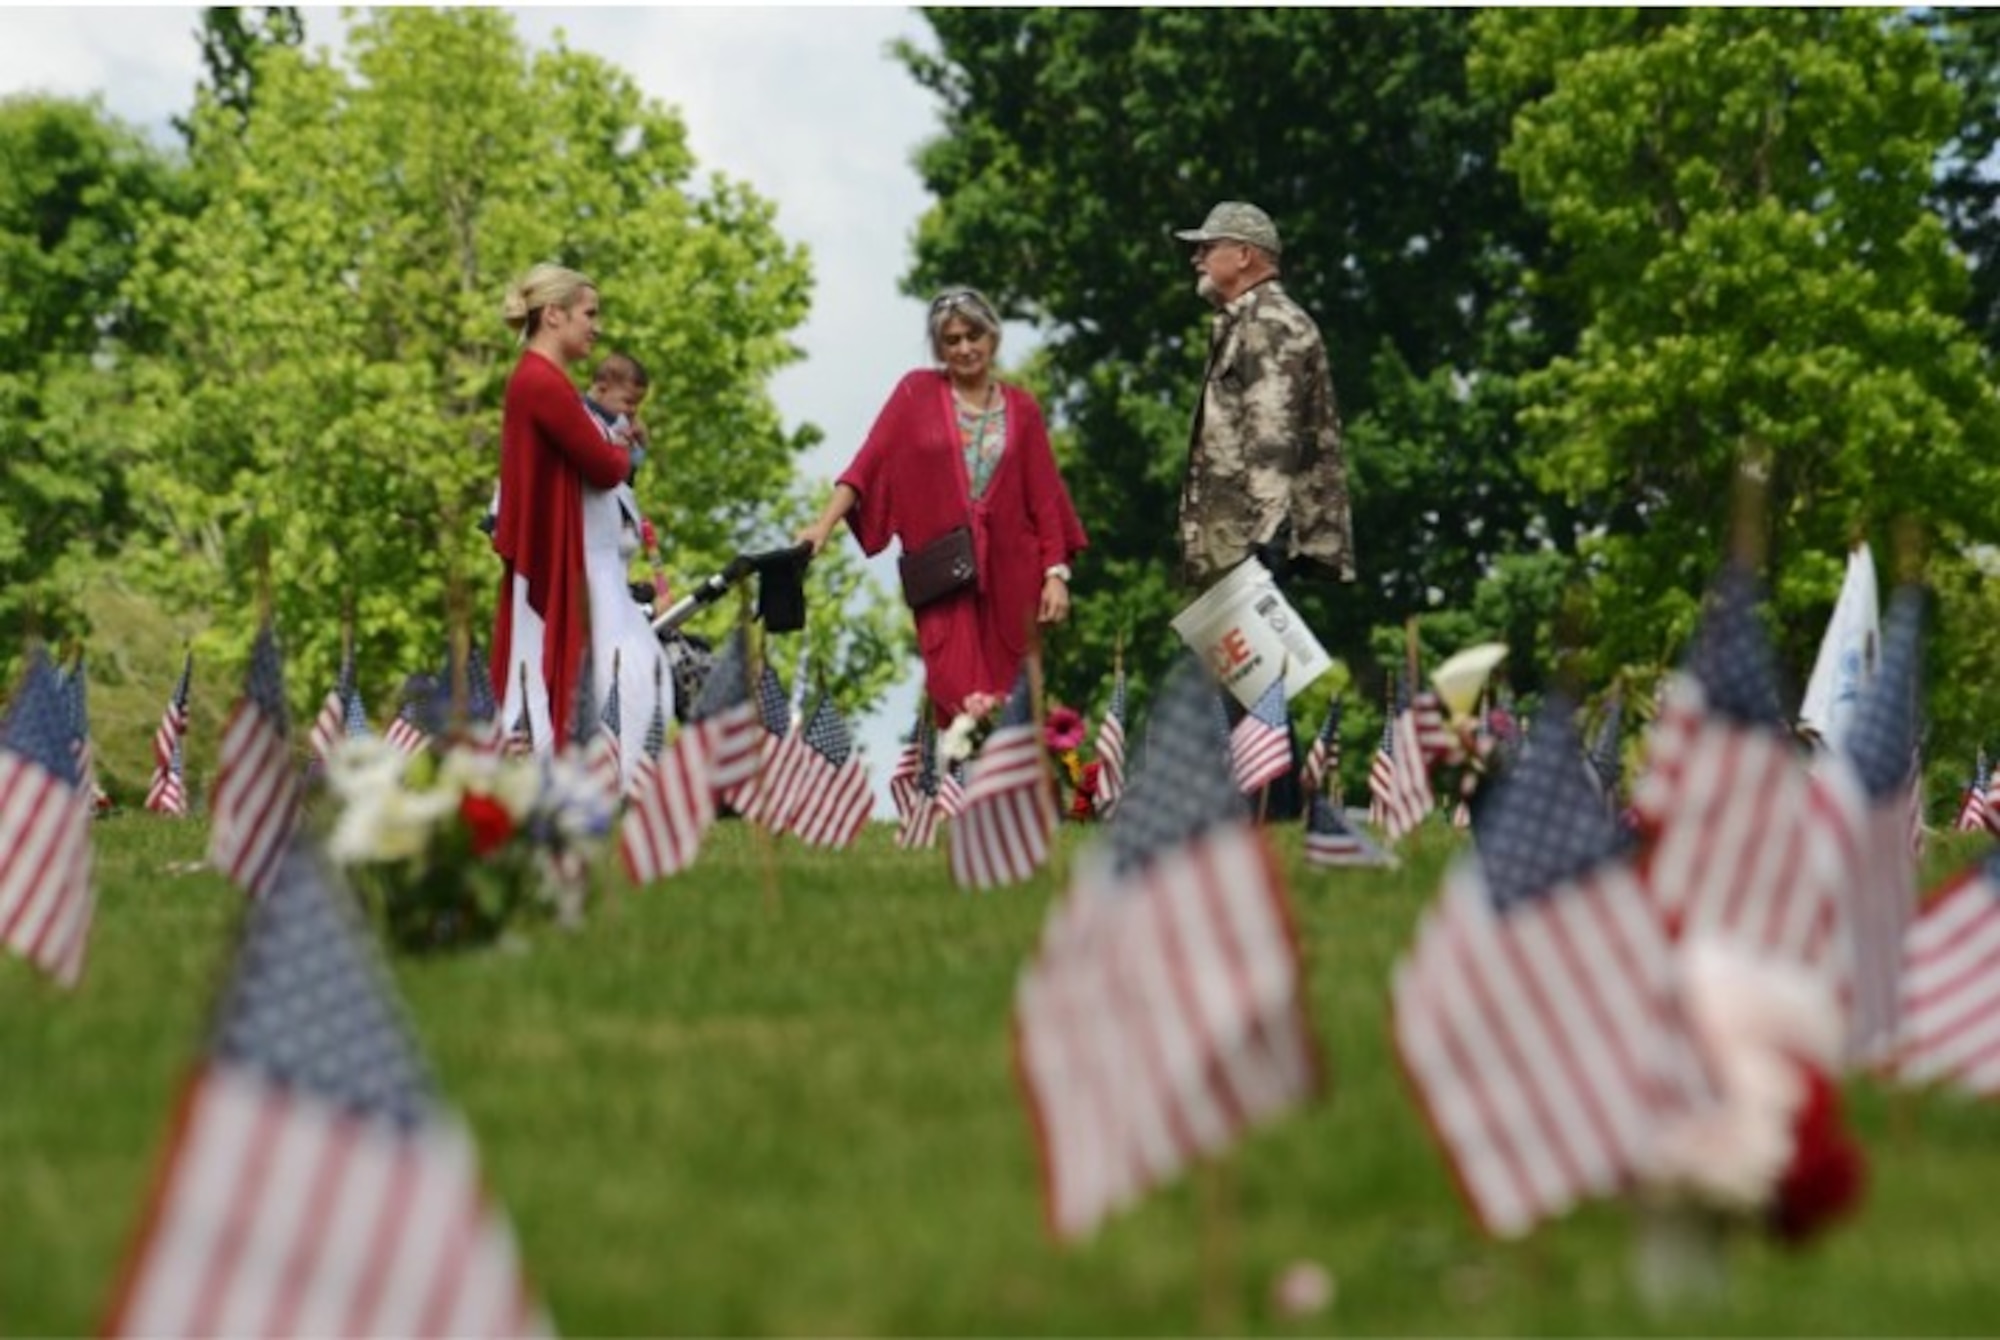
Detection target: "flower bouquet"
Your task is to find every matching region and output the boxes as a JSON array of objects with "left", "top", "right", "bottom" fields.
[
  {"left": 1042, "top": 703, "right": 1100, "bottom": 822},
  {"left": 1632, "top": 937, "right": 1866, "bottom": 1309},
  {"left": 317, "top": 735, "right": 615, "bottom": 954}
]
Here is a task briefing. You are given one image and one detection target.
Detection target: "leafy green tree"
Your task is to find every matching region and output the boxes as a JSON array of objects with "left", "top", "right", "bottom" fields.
[
  {"left": 174, "top": 6, "right": 304, "bottom": 144},
  {"left": 897, "top": 7, "right": 1573, "bottom": 715},
  {"left": 0, "top": 95, "right": 188, "bottom": 678},
  {"left": 123, "top": 8, "right": 900, "bottom": 719},
  {"left": 1927, "top": 7, "right": 2000, "bottom": 353},
  {"left": 1471, "top": 8, "right": 2000, "bottom": 703}
]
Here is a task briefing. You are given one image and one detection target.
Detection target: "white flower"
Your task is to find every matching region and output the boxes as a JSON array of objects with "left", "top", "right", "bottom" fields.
[
  {"left": 327, "top": 776, "right": 458, "bottom": 865},
  {"left": 1641, "top": 936, "right": 1841, "bottom": 1212},
  {"left": 939, "top": 712, "right": 979, "bottom": 763},
  {"left": 324, "top": 736, "right": 407, "bottom": 803}
]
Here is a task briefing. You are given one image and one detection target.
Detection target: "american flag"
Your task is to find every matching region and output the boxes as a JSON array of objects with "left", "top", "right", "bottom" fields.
[
  {"left": 1229, "top": 675, "right": 1293, "bottom": 795},
  {"left": 951, "top": 672, "right": 1055, "bottom": 890},
  {"left": 1013, "top": 654, "right": 1320, "bottom": 1240},
  {"left": 1368, "top": 677, "right": 1433, "bottom": 841},
  {"left": 1821, "top": 586, "right": 1924, "bottom": 1068},
  {"left": 0, "top": 647, "right": 96, "bottom": 987},
  {"left": 775, "top": 693, "right": 873, "bottom": 849},
  {"left": 588, "top": 651, "right": 625, "bottom": 802},
  {"left": 1957, "top": 750, "right": 1994, "bottom": 834},
  {"left": 896, "top": 712, "right": 945, "bottom": 851},
  {"left": 503, "top": 661, "right": 536, "bottom": 759},
  {"left": 939, "top": 759, "right": 969, "bottom": 818},
  {"left": 456, "top": 642, "right": 506, "bottom": 756},
  {"left": 729, "top": 662, "right": 797, "bottom": 827},
  {"left": 60, "top": 652, "right": 111, "bottom": 815},
  {"left": 1304, "top": 791, "right": 1392, "bottom": 868},
  {"left": 686, "top": 629, "right": 761, "bottom": 796},
  {"left": 620, "top": 723, "right": 716, "bottom": 884},
  {"left": 384, "top": 674, "right": 433, "bottom": 756},
  {"left": 640, "top": 659, "right": 669, "bottom": 763},
  {"left": 1412, "top": 686, "right": 1460, "bottom": 769},
  {"left": 1299, "top": 696, "right": 1342, "bottom": 800},
  {"left": 104, "top": 837, "right": 550, "bottom": 1337},
  {"left": 1091, "top": 664, "right": 1128, "bottom": 819},
  {"left": 1395, "top": 692, "right": 1711, "bottom": 1238},
  {"left": 209, "top": 625, "right": 303, "bottom": 901},
  {"left": 307, "top": 653, "right": 356, "bottom": 767},
  {"left": 146, "top": 650, "right": 195, "bottom": 817},
  {"left": 888, "top": 713, "right": 923, "bottom": 829},
  {"left": 1630, "top": 562, "right": 1846, "bottom": 973},
  {"left": 1895, "top": 847, "right": 2000, "bottom": 1095}
]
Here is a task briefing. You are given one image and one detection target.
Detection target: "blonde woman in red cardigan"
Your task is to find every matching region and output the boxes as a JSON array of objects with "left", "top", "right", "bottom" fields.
[
  {"left": 799, "top": 287, "right": 1087, "bottom": 722},
  {"left": 489, "top": 262, "right": 638, "bottom": 750}
]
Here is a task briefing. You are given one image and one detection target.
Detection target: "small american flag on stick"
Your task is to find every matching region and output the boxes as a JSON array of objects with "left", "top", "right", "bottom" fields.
[
  {"left": 208, "top": 624, "right": 303, "bottom": 901},
  {"left": 146, "top": 649, "right": 194, "bottom": 817},
  {"left": 0, "top": 647, "right": 96, "bottom": 987},
  {"left": 1013, "top": 655, "right": 1319, "bottom": 1240},
  {"left": 951, "top": 670, "right": 1055, "bottom": 890},
  {"left": 104, "top": 836, "right": 550, "bottom": 1337},
  {"left": 1895, "top": 847, "right": 2000, "bottom": 1096},
  {"left": 1229, "top": 675, "right": 1292, "bottom": 795},
  {"left": 1091, "top": 659, "right": 1128, "bottom": 819}
]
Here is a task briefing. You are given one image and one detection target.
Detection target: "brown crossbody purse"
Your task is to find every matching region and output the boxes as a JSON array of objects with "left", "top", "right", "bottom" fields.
[{"left": 898, "top": 525, "right": 977, "bottom": 609}]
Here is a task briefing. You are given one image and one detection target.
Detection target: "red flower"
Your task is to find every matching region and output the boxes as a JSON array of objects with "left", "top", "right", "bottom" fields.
[
  {"left": 459, "top": 792, "right": 516, "bottom": 858},
  {"left": 1044, "top": 704, "right": 1086, "bottom": 753},
  {"left": 1067, "top": 761, "right": 1103, "bottom": 822},
  {"left": 1769, "top": 1064, "right": 1866, "bottom": 1245}
]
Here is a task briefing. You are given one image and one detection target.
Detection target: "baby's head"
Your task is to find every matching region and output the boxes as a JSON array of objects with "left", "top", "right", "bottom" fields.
[{"left": 590, "top": 351, "right": 650, "bottom": 418}]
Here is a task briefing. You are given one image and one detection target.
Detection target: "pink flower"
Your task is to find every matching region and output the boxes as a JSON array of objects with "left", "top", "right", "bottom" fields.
[
  {"left": 958, "top": 691, "right": 1003, "bottom": 721},
  {"left": 1044, "top": 704, "right": 1086, "bottom": 753}
]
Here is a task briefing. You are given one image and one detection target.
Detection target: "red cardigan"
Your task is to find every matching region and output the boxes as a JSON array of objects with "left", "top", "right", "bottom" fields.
[
  {"left": 489, "top": 350, "right": 632, "bottom": 743},
  {"left": 840, "top": 370, "right": 1087, "bottom": 718}
]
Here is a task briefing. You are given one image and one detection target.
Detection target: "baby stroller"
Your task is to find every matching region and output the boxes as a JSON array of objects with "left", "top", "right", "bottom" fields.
[{"left": 645, "top": 542, "right": 811, "bottom": 720}]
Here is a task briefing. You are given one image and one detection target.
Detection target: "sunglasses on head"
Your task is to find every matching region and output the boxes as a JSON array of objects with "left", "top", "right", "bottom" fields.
[{"left": 930, "top": 289, "right": 994, "bottom": 318}]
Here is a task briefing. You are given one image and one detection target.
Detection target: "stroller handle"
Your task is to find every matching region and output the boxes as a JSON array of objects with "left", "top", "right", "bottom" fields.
[{"left": 649, "top": 543, "right": 813, "bottom": 634}]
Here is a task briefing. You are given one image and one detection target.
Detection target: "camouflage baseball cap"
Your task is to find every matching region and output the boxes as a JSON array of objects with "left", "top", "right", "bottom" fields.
[{"left": 1174, "top": 200, "right": 1281, "bottom": 256}]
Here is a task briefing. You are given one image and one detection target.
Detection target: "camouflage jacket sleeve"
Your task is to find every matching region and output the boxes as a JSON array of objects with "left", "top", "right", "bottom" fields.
[{"left": 1179, "top": 283, "right": 1354, "bottom": 587}]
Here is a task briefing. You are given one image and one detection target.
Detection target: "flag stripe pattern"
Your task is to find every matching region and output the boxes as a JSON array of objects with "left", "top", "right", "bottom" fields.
[
  {"left": 687, "top": 630, "right": 762, "bottom": 797},
  {"left": 1014, "top": 655, "right": 1318, "bottom": 1240},
  {"left": 1229, "top": 677, "right": 1292, "bottom": 795},
  {"left": 895, "top": 714, "right": 945, "bottom": 850},
  {"left": 209, "top": 626, "right": 304, "bottom": 901},
  {"left": 951, "top": 673, "right": 1054, "bottom": 890},
  {"left": 105, "top": 838, "right": 548, "bottom": 1337},
  {"left": 146, "top": 651, "right": 195, "bottom": 816},
  {"left": 1091, "top": 666, "right": 1128, "bottom": 818},
  {"left": 1631, "top": 564, "right": 1845, "bottom": 972},
  {"left": 1304, "top": 792, "right": 1392, "bottom": 868},
  {"left": 775, "top": 695, "right": 871, "bottom": 849},
  {"left": 1896, "top": 851, "right": 2000, "bottom": 1095},
  {"left": 1953, "top": 751, "right": 1990, "bottom": 834},
  {"left": 620, "top": 730, "right": 716, "bottom": 884},
  {"left": 1300, "top": 697, "right": 1341, "bottom": 800},
  {"left": 0, "top": 648, "right": 96, "bottom": 987},
  {"left": 1395, "top": 693, "right": 1710, "bottom": 1238},
  {"left": 1825, "top": 586, "right": 1924, "bottom": 1067}
]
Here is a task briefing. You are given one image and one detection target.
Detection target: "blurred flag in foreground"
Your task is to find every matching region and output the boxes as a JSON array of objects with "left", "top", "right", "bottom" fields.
[
  {"left": 1896, "top": 846, "right": 2000, "bottom": 1097},
  {"left": 0, "top": 647, "right": 96, "bottom": 987},
  {"left": 104, "top": 837, "right": 549, "bottom": 1337},
  {"left": 1014, "top": 655, "right": 1319, "bottom": 1240},
  {"left": 1396, "top": 693, "right": 1708, "bottom": 1238}
]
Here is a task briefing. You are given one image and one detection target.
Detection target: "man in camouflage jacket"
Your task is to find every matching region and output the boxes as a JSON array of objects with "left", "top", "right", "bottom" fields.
[{"left": 1174, "top": 201, "right": 1356, "bottom": 591}]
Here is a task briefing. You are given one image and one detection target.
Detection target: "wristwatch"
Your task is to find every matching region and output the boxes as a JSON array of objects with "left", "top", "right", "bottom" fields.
[{"left": 1044, "top": 563, "right": 1072, "bottom": 584}]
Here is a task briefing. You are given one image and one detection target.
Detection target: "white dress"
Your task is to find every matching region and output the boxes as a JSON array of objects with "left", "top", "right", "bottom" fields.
[{"left": 498, "top": 410, "right": 672, "bottom": 789}]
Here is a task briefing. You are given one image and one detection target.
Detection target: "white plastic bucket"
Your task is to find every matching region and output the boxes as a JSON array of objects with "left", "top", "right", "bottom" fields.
[{"left": 1170, "top": 557, "right": 1333, "bottom": 708}]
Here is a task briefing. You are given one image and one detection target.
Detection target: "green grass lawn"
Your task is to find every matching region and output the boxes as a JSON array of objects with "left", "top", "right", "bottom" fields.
[{"left": 6, "top": 815, "right": 1999, "bottom": 1336}]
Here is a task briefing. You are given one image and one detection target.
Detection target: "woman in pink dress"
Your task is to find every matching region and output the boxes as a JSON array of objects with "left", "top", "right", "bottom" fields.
[{"left": 799, "top": 287, "right": 1087, "bottom": 721}]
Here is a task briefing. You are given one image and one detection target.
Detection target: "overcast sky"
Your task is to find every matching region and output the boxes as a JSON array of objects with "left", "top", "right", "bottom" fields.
[{"left": 0, "top": 3, "right": 973, "bottom": 805}]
